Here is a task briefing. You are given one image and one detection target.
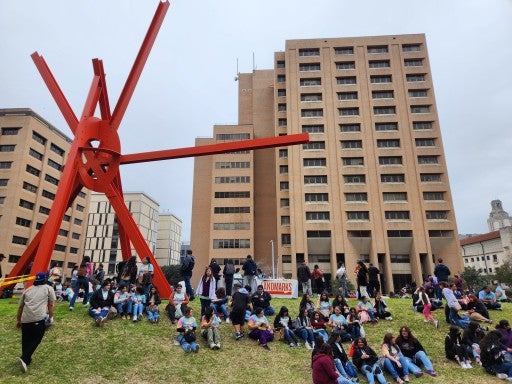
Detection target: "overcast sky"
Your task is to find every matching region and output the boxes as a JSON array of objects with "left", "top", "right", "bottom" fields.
[{"left": 1, "top": 0, "right": 511, "bottom": 240}]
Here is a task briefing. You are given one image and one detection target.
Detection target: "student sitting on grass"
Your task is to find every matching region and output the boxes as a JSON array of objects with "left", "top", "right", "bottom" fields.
[
  {"left": 328, "top": 305, "right": 352, "bottom": 342},
  {"left": 114, "top": 285, "right": 133, "bottom": 320},
  {"left": 312, "top": 343, "right": 354, "bottom": 384},
  {"left": 131, "top": 285, "right": 146, "bottom": 322},
  {"left": 352, "top": 337, "right": 387, "bottom": 384},
  {"left": 146, "top": 286, "right": 161, "bottom": 323},
  {"left": 480, "top": 330, "right": 512, "bottom": 380},
  {"left": 296, "top": 307, "right": 316, "bottom": 350},
  {"left": 327, "top": 332, "right": 359, "bottom": 382},
  {"left": 381, "top": 332, "right": 416, "bottom": 384},
  {"left": 395, "top": 326, "right": 436, "bottom": 377},
  {"left": 311, "top": 311, "right": 330, "bottom": 342},
  {"left": 211, "top": 287, "right": 230, "bottom": 322},
  {"left": 331, "top": 293, "right": 350, "bottom": 316},
  {"left": 317, "top": 291, "right": 333, "bottom": 320},
  {"left": 462, "top": 321, "right": 485, "bottom": 366},
  {"left": 176, "top": 306, "right": 199, "bottom": 353},
  {"left": 357, "top": 296, "right": 377, "bottom": 324},
  {"left": 88, "top": 280, "right": 114, "bottom": 327},
  {"left": 166, "top": 283, "right": 189, "bottom": 324},
  {"left": 445, "top": 325, "right": 473, "bottom": 369},
  {"left": 273, "top": 306, "right": 300, "bottom": 347},
  {"left": 373, "top": 292, "right": 392, "bottom": 321},
  {"left": 248, "top": 307, "right": 274, "bottom": 350},
  {"left": 201, "top": 306, "right": 221, "bottom": 350}
]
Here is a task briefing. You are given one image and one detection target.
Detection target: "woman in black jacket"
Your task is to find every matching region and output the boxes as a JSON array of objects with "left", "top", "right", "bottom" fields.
[
  {"left": 327, "top": 333, "right": 358, "bottom": 381},
  {"left": 352, "top": 337, "right": 387, "bottom": 384},
  {"left": 480, "top": 330, "right": 512, "bottom": 378},
  {"left": 273, "top": 306, "right": 299, "bottom": 347},
  {"left": 445, "top": 325, "right": 472, "bottom": 369}
]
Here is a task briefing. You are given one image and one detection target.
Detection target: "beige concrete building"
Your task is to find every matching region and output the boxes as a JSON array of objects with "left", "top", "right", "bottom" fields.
[
  {"left": 155, "top": 212, "right": 182, "bottom": 266},
  {"left": 84, "top": 192, "right": 160, "bottom": 274},
  {"left": 191, "top": 34, "right": 463, "bottom": 292},
  {"left": 0, "top": 108, "right": 90, "bottom": 278}
]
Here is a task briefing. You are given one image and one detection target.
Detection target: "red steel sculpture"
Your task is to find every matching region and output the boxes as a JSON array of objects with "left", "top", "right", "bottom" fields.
[{"left": 6, "top": 0, "right": 308, "bottom": 298}]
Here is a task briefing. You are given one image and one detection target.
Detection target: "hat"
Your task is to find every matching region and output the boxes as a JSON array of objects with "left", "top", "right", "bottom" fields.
[{"left": 34, "top": 272, "right": 47, "bottom": 283}]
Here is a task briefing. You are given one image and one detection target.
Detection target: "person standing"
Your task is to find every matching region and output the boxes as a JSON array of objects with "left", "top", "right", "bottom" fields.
[
  {"left": 196, "top": 267, "right": 217, "bottom": 316},
  {"left": 223, "top": 259, "right": 235, "bottom": 296},
  {"left": 209, "top": 259, "right": 221, "bottom": 284},
  {"left": 181, "top": 250, "right": 195, "bottom": 300},
  {"left": 312, "top": 264, "right": 325, "bottom": 295},
  {"left": 355, "top": 261, "right": 369, "bottom": 299},
  {"left": 367, "top": 263, "right": 380, "bottom": 298},
  {"left": 297, "top": 261, "right": 313, "bottom": 296},
  {"left": 242, "top": 255, "right": 258, "bottom": 293},
  {"left": 336, "top": 263, "right": 349, "bottom": 298},
  {"left": 434, "top": 258, "right": 450, "bottom": 299},
  {"left": 16, "top": 272, "right": 56, "bottom": 373}
]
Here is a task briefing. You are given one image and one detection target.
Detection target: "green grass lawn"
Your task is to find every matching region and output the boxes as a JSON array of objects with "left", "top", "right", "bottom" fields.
[{"left": 0, "top": 295, "right": 509, "bottom": 384}]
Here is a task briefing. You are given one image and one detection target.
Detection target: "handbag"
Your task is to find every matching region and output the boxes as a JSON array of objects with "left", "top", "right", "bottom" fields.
[{"left": 184, "top": 331, "right": 196, "bottom": 343}]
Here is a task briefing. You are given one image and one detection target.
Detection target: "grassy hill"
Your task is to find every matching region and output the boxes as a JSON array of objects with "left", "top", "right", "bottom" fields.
[{"left": 0, "top": 295, "right": 509, "bottom": 384}]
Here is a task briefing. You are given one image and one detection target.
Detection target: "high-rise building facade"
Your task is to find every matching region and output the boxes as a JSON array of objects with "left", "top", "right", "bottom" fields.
[
  {"left": 191, "top": 34, "right": 463, "bottom": 292},
  {"left": 0, "top": 108, "right": 90, "bottom": 278},
  {"left": 155, "top": 212, "right": 183, "bottom": 266}
]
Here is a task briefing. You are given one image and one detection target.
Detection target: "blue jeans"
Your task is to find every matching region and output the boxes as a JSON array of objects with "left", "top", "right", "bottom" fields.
[
  {"left": 177, "top": 334, "right": 198, "bottom": 352},
  {"left": 297, "top": 328, "right": 315, "bottom": 344},
  {"left": 132, "top": 303, "right": 144, "bottom": 318},
  {"left": 383, "top": 356, "right": 409, "bottom": 379},
  {"left": 183, "top": 274, "right": 193, "bottom": 298},
  {"left": 70, "top": 276, "right": 89, "bottom": 307},
  {"left": 146, "top": 307, "right": 159, "bottom": 321},
  {"left": 116, "top": 301, "right": 133, "bottom": 316},
  {"left": 88, "top": 307, "right": 109, "bottom": 320},
  {"left": 407, "top": 350, "right": 434, "bottom": 371},
  {"left": 211, "top": 303, "right": 229, "bottom": 319},
  {"left": 492, "top": 362, "right": 512, "bottom": 376},
  {"left": 314, "top": 329, "right": 329, "bottom": 342},
  {"left": 282, "top": 328, "right": 299, "bottom": 344},
  {"left": 334, "top": 358, "right": 358, "bottom": 379},
  {"left": 263, "top": 306, "right": 275, "bottom": 316},
  {"left": 361, "top": 363, "right": 387, "bottom": 384}
]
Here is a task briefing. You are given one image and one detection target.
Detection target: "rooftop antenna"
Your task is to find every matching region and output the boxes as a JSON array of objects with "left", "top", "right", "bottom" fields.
[
  {"left": 234, "top": 58, "right": 239, "bottom": 81},
  {"left": 253, "top": 51, "right": 256, "bottom": 71}
]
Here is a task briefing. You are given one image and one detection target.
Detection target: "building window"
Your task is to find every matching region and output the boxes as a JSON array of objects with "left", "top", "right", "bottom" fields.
[
  {"left": 276, "top": 60, "right": 285, "bottom": 68},
  {"left": 406, "top": 74, "right": 426, "bottom": 82},
  {"left": 42, "top": 190, "right": 55, "bottom": 200},
  {"left": 334, "top": 47, "right": 354, "bottom": 55},
  {"left": 278, "top": 104, "right": 286, "bottom": 112},
  {"left": 215, "top": 161, "right": 251, "bottom": 169},
  {"left": 340, "top": 124, "right": 361, "bottom": 133},
  {"left": 379, "top": 156, "right": 402, "bottom": 165},
  {"left": 16, "top": 217, "right": 32, "bottom": 227},
  {"left": 375, "top": 122, "right": 398, "bottom": 131},
  {"left": 26, "top": 164, "right": 41, "bottom": 177},
  {"left": 63, "top": 214, "right": 71, "bottom": 222},
  {"left": 402, "top": 44, "right": 421, "bottom": 52},
  {"left": 74, "top": 218, "right": 83, "bottom": 225},
  {"left": 214, "top": 207, "right": 251, "bottom": 214},
  {"left": 339, "top": 107, "right": 359, "bottom": 116},
  {"left": 280, "top": 181, "right": 289, "bottom": 191},
  {"left": 367, "top": 45, "right": 388, "bottom": 54},
  {"left": 39, "top": 206, "right": 51, "bottom": 215},
  {"left": 279, "top": 149, "right": 288, "bottom": 158},
  {"left": 411, "top": 105, "right": 430, "bottom": 114},
  {"left": 338, "top": 92, "right": 358, "bottom": 100},
  {"left": 278, "top": 118, "right": 287, "bottom": 127},
  {"left": 214, "top": 176, "right": 250, "bottom": 183},
  {"left": 45, "top": 174, "right": 59, "bottom": 186},
  {"left": 70, "top": 247, "right": 78, "bottom": 254},
  {"left": 22, "top": 181, "right": 37, "bottom": 193},
  {"left": 347, "top": 211, "right": 369, "bottom": 220},
  {"left": 302, "top": 124, "right": 324, "bottom": 134},
  {"left": 76, "top": 204, "right": 85, "bottom": 211},
  {"left": 213, "top": 222, "right": 250, "bottom": 230},
  {"left": 12, "top": 235, "right": 28, "bottom": 245},
  {"left": 277, "top": 89, "right": 286, "bottom": 97},
  {"left": 0, "top": 196, "right": 5, "bottom": 204},
  {"left": 300, "top": 78, "right": 322, "bottom": 87},
  {"left": 54, "top": 244, "right": 66, "bottom": 252},
  {"left": 301, "top": 93, "right": 322, "bottom": 102},
  {"left": 301, "top": 109, "right": 323, "bottom": 117},
  {"left": 342, "top": 157, "right": 364, "bottom": 166},
  {"left": 72, "top": 232, "right": 81, "bottom": 240},
  {"left": 19, "top": 199, "right": 35, "bottom": 210},
  {"left": 413, "top": 121, "right": 433, "bottom": 130},
  {"left": 336, "top": 61, "right": 356, "bottom": 70},
  {"left": 370, "top": 75, "right": 392, "bottom": 83},
  {"left": 59, "top": 229, "right": 69, "bottom": 237},
  {"left": 47, "top": 158, "right": 61, "bottom": 171},
  {"left": 31, "top": 131, "right": 46, "bottom": 145},
  {"left": 0, "top": 144, "right": 16, "bottom": 152},
  {"left": 377, "top": 139, "right": 400, "bottom": 148},
  {"left": 423, "top": 192, "right": 444, "bottom": 201},
  {"left": 305, "top": 193, "right": 329, "bottom": 202},
  {"left": 409, "top": 89, "right": 428, "bottom": 98},
  {"left": 299, "top": 63, "right": 321, "bottom": 71},
  {"left": 381, "top": 174, "right": 405, "bottom": 183},
  {"left": 281, "top": 234, "right": 291, "bottom": 245},
  {"left": 404, "top": 59, "right": 423, "bottom": 67},
  {"left": 385, "top": 211, "right": 410, "bottom": 220},
  {"left": 303, "top": 158, "right": 326, "bottom": 167},
  {"left": 216, "top": 133, "right": 251, "bottom": 141},
  {"left": 50, "top": 143, "right": 65, "bottom": 157},
  {"left": 299, "top": 48, "right": 320, "bottom": 57},
  {"left": 303, "top": 141, "right": 325, "bottom": 150},
  {"left": 337, "top": 76, "right": 357, "bottom": 85},
  {"left": 415, "top": 138, "right": 436, "bottom": 147},
  {"left": 78, "top": 191, "right": 86, "bottom": 199},
  {"left": 388, "top": 230, "right": 412, "bottom": 237},
  {"left": 279, "top": 198, "right": 289, "bottom": 208},
  {"left": 369, "top": 60, "right": 390, "bottom": 68},
  {"left": 304, "top": 175, "right": 327, "bottom": 184},
  {"left": 374, "top": 106, "right": 396, "bottom": 115},
  {"left": 279, "top": 165, "right": 288, "bottom": 174},
  {"left": 420, "top": 173, "right": 442, "bottom": 182},
  {"left": 426, "top": 210, "right": 448, "bottom": 220},
  {"left": 306, "top": 211, "right": 330, "bottom": 221},
  {"left": 277, "top": 75, "right": 286, "bottom": 83},
  {"left": 214, "top": 191, "right": 250, "bottom": 198},
  {"left": 418, "top": 155, "right": 438, "bottom": 165},
  {"left": 281, "top": 216, "right": 290, "bottom": 225},
  {"left": 341, "top": 140, "right": 363, "bottom": 149},
  {"left": 2, "top": 127, "right": 21, "bottom": 135},
  {"left": 0, "top": 161, "right": 12, "bottom": 169},
  {"left": 345, "top": 192, "right": 367, "bottom": 202},
  {"left": 344, "top": 174, "right": 365, "bottom": 184},
  {"left": 383, "top": 192, "right": 407, "bottom": 201},
  {"left": 372, "top": 90, "right": 394, "bottom": 99},
  {"left": 29, "top": 148, "right": 44, "bottom": 160}
]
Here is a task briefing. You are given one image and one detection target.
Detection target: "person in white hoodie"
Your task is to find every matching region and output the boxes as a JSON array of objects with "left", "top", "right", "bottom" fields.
[{"left": 196, "top": 267, "right": 217, "bottom": 317}]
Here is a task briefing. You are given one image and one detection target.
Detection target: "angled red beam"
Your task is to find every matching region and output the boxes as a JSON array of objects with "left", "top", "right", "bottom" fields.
[
  {"left": 110, "top": 0, "right": 170, "bottom": 131},
  {"left": 81, "top": 75, "right": 101, "bottom": 119},
  {"left": 92, "top": 59, "right": 112, "bottom": 121},
  {"left": 120, "top": 133, "right": 310, "bottom": 165},
  {"left": 31, "top": 52, "right": 79, "bottom": 134},
  {"left": 111, "top": 172, "right": 132, "bottom": 262}
]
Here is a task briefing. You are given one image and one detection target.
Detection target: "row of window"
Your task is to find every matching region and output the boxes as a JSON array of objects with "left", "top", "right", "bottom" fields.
[
  {"left": 297, "top": 105, "right": 430, "bottom": 118},
  {"left": 213, "top": 239, "right": 250, "bottom": 249},
  {"left": 299, "top": 121, "right": 433, "bottom": 134},
  {"left": 214, "top": 162, "right": 250, "bottom": 169},
  {"left": 0, "top": 127, "right": 66, "bottom": 156},
  {"left": 11, "top": 234, "right": 70, "bottom": 250},
  {"left": 464, "top": 254, "right": 499, "bottom": 263},
  {"left": 292, "top": 154, "right": 439, "bottom": 169},
  {"left": 18, "top": 198, "right": 83, "bottom": 225},
  {"left": 291, "top": 210, "right": 448, "bottom": 221},
  {"left": 294, "top": 89, "right": 428, "bottom": 102},
  {"left": 296, "top": 44, "right": 421, "bottom": 57},
  {"left": 288, "top": 58, "right": 423, "bottom": 74},
  {"left": 293, "top": 191, "right": 445, "bottom": 203},
  {"left": 287, "top": 173, "right": 442, "bottom": 184}
]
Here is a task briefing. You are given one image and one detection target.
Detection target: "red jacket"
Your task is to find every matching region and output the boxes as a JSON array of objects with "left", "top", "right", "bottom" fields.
[{"left": 312, "top": 353, "right": 339, "bottom": 384}]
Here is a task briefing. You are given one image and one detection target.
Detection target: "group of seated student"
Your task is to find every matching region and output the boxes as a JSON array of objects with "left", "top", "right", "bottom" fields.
[{"left": 312, "top": 326, "right": 438, "bottom": 384}]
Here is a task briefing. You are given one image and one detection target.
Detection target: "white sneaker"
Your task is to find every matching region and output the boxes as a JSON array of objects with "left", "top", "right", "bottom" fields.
[
  {"left": 173, "top": 339, "right": 180, "bottom": 346},
  {"left": 465, "top": 362, "right": 472, "bottom": 369},
  {"left": 226, "top": 318, "right": 231, "bottom": 324},
  {"left": 210, "top": 343, "right": 216, "bottom": 349},
  {"left": 17, "top": 357, "right": 27, "bottom": 373},
  {"left": 460, "top": 362, "right": 467, "bottom": 369},
  {"left": 434, "top": 320, "right": 439, "bottom": 328},
  {"left": 505, "top": 377, "right": 512, "bottom": 382},
  {"left": 424, "top": 319, "right": 429, "bottom": 323},
  {"left": 296, "top": 342, "right": 301, "bottom": 347},
  {"left": 305, "top": 341, "right": 312, "bottom": 350},
  {"left": 496, "top": 373, "right": 508, "bottom": 379},
  {"left": 385, "top": 316, "right": 393, "bottom": 321}
]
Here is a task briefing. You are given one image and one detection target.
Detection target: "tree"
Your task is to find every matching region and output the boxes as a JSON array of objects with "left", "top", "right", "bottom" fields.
[
  {"left": 494, "top": 258, "right": 512, "bottom": 287},
  {"left": 460, "top": 266, "right": 488, "bottom": 293},
  {"left": 161, "top": 265, "right": 183, "bottom": 288}
]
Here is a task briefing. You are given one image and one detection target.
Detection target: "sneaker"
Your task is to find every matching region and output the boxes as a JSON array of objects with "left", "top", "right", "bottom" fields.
[
  {"left": 488, "top": 319, "right": 493, "bottom": 324},
  {"left": 505, "top": 377, "right": 512, "bottom": 382},
  {"left": 305, "top": 341, "right": 312, "bottom": 350},
  {"left": 173, "top": 339, "right": 180, "bottom": 346},
  {"left": 193, "top": 345, "right": 199, "bottom": 353},
  {"left": 236, "top": 332, "right": 243, "bottom": 340},
  {"left": 289, "top": 343, "right": 294, "bottom": 347},
  {"left": 82, "top": 302, "right": 90, "bottom": 307},
  {"left": 465, "top": 362, "right": 473, "bottom": 369},
  {"left": 396, "top": 378, "right": 404, "bottom": 384},
  {"left": 460, "top": 362, "right": 468, "bottom": 369},
  {"left": 476, "top": 359, "right": 482, "bottom": 366},
  {"left": 296, "top": 342, "right": 301, "bottom": 347},
  {"left": 121, "top": 315, "right": 126, "bottom": 320},
  {"left": 434, "top": 320, "right": 439, "bottom": 328},
  {"left": 100, "top": 317, "right": 107, "bottom": 327},
  {"left": 133, "top": 316, "right": 137, "bottom": 322},
  {"left": 214, "top": 343, "right": 221, "bottom": 350},
  {"left": 95, "top": 317, "right": 102, "bottom": 326},
  {"left": 414, "top": 371, "right": 423, "bottom": 378},
  {"left": 403, "top": 375, "right": 410, "bottom": 382},
  {"left": 17, "top": 357, "right": 27, "bottom": 373},
  {"left": 497, "top": 373, "right": 508, "bottom": 379},
  {"left": 497, "top": 307, "right": 503, "bottom": 311},
  {"left": 262, "top": 344, "right": 270, "bottom": 350},
  {"left": 226, "top": 318, "right": 231, "bottom": 324},
  {"left": 69, "top": 306, "right": 74, "bottom": 311},
  {"left": 185, "top": 345, "right": 192, "bottom": 353},
  {"left": 481, "top": 326, "right": 489, "bottom": 331},
  {"left": 426, "top": 370, "right": 436, "bottom": 377},
  {"left": 210, "top": 343, "right": 216, "bottom": 349},
  {"left": 385, "top": 316, "right": 393, "bottom": 321},
  {"left": 424, "top": 319, "right": 429, "bottom": 323}
]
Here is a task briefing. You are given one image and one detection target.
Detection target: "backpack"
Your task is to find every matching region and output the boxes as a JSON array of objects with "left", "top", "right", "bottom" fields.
[{"left": 224, "top": 263, "right": 235, "bottom": 275}]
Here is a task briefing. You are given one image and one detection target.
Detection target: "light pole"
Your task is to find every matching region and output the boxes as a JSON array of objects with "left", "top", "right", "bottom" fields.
[{"left": 269, "top": 240, "right": 275, "bottom": 278}]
